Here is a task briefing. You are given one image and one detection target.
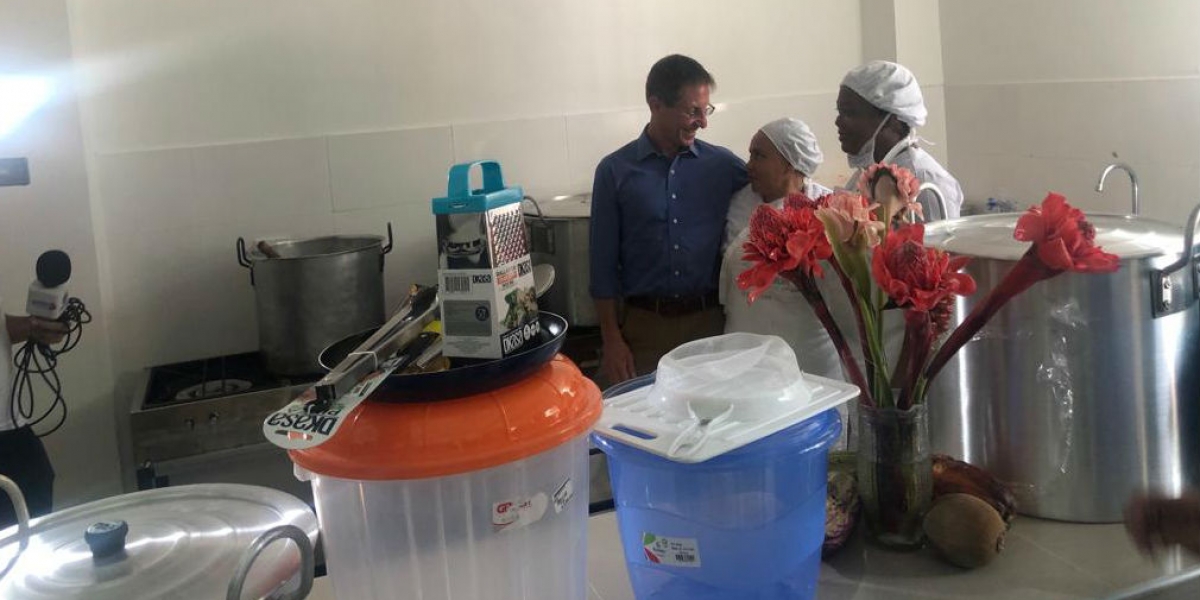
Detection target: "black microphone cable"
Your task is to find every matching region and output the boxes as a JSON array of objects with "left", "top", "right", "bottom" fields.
[{"left": 10, "top": 297, "right": 91, "bottom": 437}]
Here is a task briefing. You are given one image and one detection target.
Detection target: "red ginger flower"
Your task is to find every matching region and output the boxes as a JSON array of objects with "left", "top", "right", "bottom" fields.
[
  {"left": 871, "top": 223, "right": 976, "bottom": 312},
  {"left": 1014, "top": 192, "right": 1119, "bottom": 273},
  {"left": 861, "top": 163, "right": 923, "bottom": 220},
  {"left": 816, "top": 189, "right": 884, "bottom": 249},
  {"left": 737, "top": 194, "right": 831, "bottom": 303}
]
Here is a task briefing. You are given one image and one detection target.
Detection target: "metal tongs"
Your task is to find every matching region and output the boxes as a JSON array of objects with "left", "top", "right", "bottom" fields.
[{"left": 311, "top": 285, "right": 440, "bottom": 406}]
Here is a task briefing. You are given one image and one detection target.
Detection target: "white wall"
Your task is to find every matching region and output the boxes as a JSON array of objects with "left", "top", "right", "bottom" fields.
[
  {"left": 0, "top": 0, "right": 120, "bottom": 506},
  {"left": 65, "top": 0, "right": 867, "bottom": 383},
  {"left": 940, "top": 0, "right": 1200, "bottom": 222},
  {"left": 860, "top": 0, "right": 949, "bottom": 168}
]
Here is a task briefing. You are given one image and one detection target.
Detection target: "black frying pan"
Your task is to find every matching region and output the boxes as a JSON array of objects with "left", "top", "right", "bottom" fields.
[{"left": 318, "top": 311, "right": 568, "bottom": 403}]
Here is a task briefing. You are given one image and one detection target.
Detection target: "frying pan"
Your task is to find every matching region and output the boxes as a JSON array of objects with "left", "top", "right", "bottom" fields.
[{"left": 318, "top": 311, "right": 568, "bottom": 402}]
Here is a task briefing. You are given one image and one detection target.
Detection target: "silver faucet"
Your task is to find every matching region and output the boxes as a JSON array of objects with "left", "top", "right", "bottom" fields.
[{"left": 1096, "top": 162, "right": 1140, "bottom": 216}]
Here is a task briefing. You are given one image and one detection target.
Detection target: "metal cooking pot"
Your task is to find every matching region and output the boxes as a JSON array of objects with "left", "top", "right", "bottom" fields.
[
  {"left": 524, "top": 195, "right": 596, "bottom": 327},
  {"left": 0, "top": 477, "right": 318, "bottom": 599},
  {"left": 924, "top": 205, "right": 1200, "bottom": 522},
  {"left": 236, "top": 225, "right": 392, "bottom": 376}
]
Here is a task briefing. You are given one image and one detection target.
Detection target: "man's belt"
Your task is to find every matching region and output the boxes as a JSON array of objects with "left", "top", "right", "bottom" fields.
[{"left": 625, "top": 291, "right": 720, "bottom": 318}]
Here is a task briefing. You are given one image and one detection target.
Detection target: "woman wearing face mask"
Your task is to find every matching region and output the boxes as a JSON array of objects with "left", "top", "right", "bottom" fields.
[
  {"left": 718, "top": 117, "right": 851, "bottom": 381},
  {"left": 836, "top": 60, "right": 963, "bottom": 221}
]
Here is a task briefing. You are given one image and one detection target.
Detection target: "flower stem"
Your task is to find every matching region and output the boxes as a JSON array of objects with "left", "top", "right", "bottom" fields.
[
  {"left": 786, "top": 271, "right": 876, "bottom": 407},
  {"left": 832, "top": 258, "right": 876, "bottom": 388},
  {"left": 899, "top": 311, "right": 933, "bottom": 410},
  {"left": 925, "top": 249, "right": 1060, "bottom": 383}
]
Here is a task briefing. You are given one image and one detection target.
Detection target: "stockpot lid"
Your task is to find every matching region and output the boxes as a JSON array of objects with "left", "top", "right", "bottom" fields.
[
  {"left": 524, "top": 194, "right": 591, "bottom": 219},
  {"left": 0, "top": 483, "right": 318, "bottom": 600},
  {"left": 925, "top": 213, "right": 1183, "bottom": 261}
]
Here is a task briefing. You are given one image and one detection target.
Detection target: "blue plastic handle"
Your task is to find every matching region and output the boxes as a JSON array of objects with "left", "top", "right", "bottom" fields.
[{"left": 446, "top": 160, "right": 506, "bottom": 198}]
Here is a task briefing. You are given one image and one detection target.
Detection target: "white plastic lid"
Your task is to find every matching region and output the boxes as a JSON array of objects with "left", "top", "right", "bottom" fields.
[
  {"left": 594, "top": 333, "right": 859, "bottom": 463},
  {"left": 652, "top": 333, "right": 811, "bottom": 422},
  {"left": 0, "top": 484, "right": 318, "bottom": 600},
  {"left": 926, "top": 213, "right": 1182, "bottom": 260}
]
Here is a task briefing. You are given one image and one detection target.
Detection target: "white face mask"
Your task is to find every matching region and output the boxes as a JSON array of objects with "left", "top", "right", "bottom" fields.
[{"left": 847, "top": 113, "right": 892, "bottom": 169}]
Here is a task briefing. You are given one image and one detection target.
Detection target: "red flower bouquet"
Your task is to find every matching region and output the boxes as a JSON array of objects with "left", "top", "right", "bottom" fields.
[
  {"left": 737, "top": 167, "right": 1120, "bottom": 410},
  {"left": 738, "top": 167, "right": 1120, "bottom": 549}
]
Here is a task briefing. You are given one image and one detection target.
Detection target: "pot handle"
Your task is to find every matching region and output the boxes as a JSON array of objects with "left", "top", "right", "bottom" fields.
[
  {"left": 1151, "top": 203, "right": 1200, "bottom": 318},
  {"left": 236, "top": 238, "right": 255, "bottom": 286},
  {"left": 522, "top": 195, "right": 554, "bottom": 253},
  {"left": 226, "top": 524, "right": 314, "bottom": 600},
  {"left": 379, "top": 222, "right": 393, "bottom": 273},
  {"left": 0, "top": 475, "right": 30, "bottom": 550}
]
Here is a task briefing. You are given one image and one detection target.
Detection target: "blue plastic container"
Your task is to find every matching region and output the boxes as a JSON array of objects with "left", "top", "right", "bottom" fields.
[{"left": 593, "top": 374, "right": 841, "bottom": 600}]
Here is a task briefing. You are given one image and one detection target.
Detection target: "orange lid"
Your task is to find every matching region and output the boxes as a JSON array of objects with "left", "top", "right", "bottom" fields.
[{"left": 289, "top": 355, "right": 602, "bottom": 480}]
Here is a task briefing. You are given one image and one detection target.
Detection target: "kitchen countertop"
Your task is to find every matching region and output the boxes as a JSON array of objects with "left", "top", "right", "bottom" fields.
[{"left": 306, "top": 511, "right": 1199, "bottom": 600}]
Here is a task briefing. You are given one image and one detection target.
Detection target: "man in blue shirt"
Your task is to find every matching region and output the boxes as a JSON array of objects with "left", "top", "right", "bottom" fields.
[{"left": 590, "top": 54, "right": 748, "bottom": 385}]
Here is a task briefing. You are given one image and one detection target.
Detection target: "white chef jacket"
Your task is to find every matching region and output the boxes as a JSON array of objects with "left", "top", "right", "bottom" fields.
[
  {"left": 724, "top": 181, "right": 833, "bottom": 249},
  {"left": 719, "top": 185, "right": 852, "bottom": 381}
]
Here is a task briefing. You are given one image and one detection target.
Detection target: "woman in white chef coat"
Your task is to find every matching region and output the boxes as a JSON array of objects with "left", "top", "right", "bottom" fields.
[
  {"left": 0, "top": 295, "right": 66, "bottom": 527},
  {"left": 719, "top": 117, "right": 850, "bottom": 381},
  {"left": 836, "top": 60, "right": 963, "bottom": 221}
]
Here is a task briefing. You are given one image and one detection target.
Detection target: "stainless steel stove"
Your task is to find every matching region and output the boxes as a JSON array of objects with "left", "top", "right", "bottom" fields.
[{"left": 128, "top": 352, "right": 316, "bottom": 506}]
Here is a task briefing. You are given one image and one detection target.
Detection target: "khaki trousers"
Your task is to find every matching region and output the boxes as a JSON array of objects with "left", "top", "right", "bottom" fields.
[{"left": 621, "top": 304, "right": 726, "bottom": 377}]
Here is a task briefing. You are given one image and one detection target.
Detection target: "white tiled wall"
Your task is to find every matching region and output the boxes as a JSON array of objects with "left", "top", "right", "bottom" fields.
[
  {"left": 941, "top": 0, "right": 1200, "bottom": 223},
  {"left": 941, "top": 0, "right": 1200, "bottom": 85},
  {"left": 89, "top": 83, "right": 902, "bottom": 377},
  {"left": 67, "top": 0, "right": 863, "bottom": 154},
  {"left": 327, "top": 127, "right": 455, "bottom": 213},
  {"left": 564, "top": 109, "right": 646, "bottom": 193},
  {"left": 452, "top": 117, "right": 572, "bottom": 200},
  {"left": 70, "top": 0, "right": 869, "bottom": 380}
]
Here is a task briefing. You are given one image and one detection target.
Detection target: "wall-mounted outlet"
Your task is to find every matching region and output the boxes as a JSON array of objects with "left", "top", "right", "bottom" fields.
[{"left": 0, "top": 157, "right": 30, "bottom": 186}]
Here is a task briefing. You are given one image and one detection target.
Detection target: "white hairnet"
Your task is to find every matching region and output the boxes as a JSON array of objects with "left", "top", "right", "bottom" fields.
[
  {"left": 759, "top": 117, "right": 823, "bottom": 177},
  {"left": 841, "top": 61, "right": 927, "bottom": 128}
]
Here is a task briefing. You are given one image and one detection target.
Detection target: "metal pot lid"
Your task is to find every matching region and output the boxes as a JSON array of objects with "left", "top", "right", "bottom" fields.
[
  {"left": 0, "top": 484, "right": 318, "bottom": 600},
  {"left": 925, "top": 213, "right": 1182, "bottom": 261},
  {"left": 524, "top": 194, "right": 591, "bottom": 219}
]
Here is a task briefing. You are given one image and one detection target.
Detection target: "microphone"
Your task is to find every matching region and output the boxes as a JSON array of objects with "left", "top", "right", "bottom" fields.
[{"left": 26, "top": 250, "right": 71, "bottom": 320}]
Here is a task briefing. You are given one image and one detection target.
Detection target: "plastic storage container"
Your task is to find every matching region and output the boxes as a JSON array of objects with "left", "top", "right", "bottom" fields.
[
  {"left": 593, "top": 334, "right": 851, "bottom": 600},
  {"left": 289, "top": 355, "right": 601, "bottom": 600}
]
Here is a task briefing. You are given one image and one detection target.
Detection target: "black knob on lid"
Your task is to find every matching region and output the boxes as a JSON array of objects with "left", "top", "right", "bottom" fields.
[{"left": 85, "top": 520, "right": 129, "bottom": 560}]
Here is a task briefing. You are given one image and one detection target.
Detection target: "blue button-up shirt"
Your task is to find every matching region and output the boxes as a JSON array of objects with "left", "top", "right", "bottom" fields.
[{"left": 589, "top": 130, "right": 748, "bottom": 299}]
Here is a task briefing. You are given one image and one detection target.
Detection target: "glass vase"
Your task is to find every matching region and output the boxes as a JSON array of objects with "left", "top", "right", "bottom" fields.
[{"left": 856, "top": 402, "right": 932, "bottom": 549}]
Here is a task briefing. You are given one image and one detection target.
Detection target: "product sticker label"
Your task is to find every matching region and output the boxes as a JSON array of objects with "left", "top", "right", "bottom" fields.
[
  {"left": 642, "top": 533, "right": 701, "bottom": 568},
  {"left": 552, "top": 478, "right": 574, "bottom": 514},
  {"left": 492, "top": 493, "right": 548, "bottom": 533},
  {"left": 262, "top": 356, "right": 403, "bottom": 450}
]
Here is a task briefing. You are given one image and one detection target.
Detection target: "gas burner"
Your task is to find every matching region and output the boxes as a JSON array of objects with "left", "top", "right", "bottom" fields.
[{"left": 174, "top": 379, "right": 254, "bottom": 401}]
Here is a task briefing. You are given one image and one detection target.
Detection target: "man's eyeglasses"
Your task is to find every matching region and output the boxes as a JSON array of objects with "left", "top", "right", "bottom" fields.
[{"left": 680, "top": 104, "right": 716, "bottom": 120}]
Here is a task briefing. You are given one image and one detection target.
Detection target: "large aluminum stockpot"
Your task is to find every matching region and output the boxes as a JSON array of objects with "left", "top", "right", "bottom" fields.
[
  {"left": 524, "top": 195, "right": 596, "bottom": 327},
  {"left": 924, "top": 207, "right": 1200, "bottom": 523},
  {"left": 237, "top": 226, "right": 392, "bottom": 376}
]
